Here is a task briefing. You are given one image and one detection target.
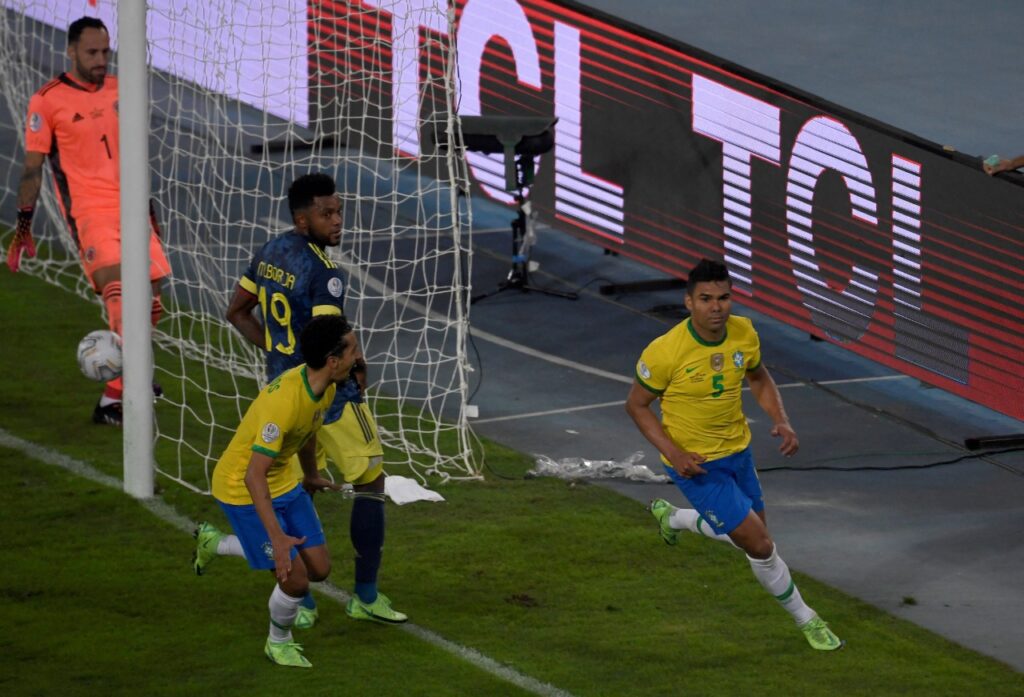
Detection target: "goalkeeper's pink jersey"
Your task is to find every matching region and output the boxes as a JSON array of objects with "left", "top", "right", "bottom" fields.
[{"left": 25, "top": 73, "right": 121, "bottom": 223}]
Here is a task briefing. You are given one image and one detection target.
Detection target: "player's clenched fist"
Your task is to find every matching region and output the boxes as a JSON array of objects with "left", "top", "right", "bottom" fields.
[{"left": 7, "top": 207, "right": 36, "bottom": 272}]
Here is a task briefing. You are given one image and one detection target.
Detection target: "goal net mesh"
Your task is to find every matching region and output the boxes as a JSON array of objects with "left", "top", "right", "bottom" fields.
[{"left": 0, "top": 0, "right": 480, "bottom": 488}]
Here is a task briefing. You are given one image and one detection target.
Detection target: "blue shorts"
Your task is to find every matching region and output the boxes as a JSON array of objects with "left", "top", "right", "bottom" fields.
[
  {"left": 664, "top": 447, "right": 764, "bottom": 535},
  {"left": 218, "top": 484, "right": 326, "bottom": 570}
]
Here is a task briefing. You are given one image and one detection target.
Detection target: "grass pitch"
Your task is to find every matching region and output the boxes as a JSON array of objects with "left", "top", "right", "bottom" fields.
[{"left": 0, "top": 269, "right": 1021, "bottom": 696}]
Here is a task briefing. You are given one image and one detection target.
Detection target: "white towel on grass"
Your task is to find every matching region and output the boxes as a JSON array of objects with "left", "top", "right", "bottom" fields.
[{"left": 384, "top": 475, "right": 445, "bottom": 505}]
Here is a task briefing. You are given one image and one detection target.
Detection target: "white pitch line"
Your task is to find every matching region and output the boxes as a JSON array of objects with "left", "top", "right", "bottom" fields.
[
  {"left": 473, "top": 400, "right": 625, "bottom": 424},
  {"left": 470, "top": 328, "right": 633, "bottom": 385},
  {"left": 0, "top": 428, "right": 577, "bottom": 697},
  {"left": 786, "top": 374, "right": 913, "bottom": 388},
  {"left": 471, "top": 375, "right": 913, "bottom": 425}
]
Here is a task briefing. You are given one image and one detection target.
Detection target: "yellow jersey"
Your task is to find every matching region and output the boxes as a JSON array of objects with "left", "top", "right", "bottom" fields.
[
  {"left": 635, "top": 315, "right": 762, "bottom": 462},
  {"left": 212, "top": 365, "right": 336, "bottom": 505}
]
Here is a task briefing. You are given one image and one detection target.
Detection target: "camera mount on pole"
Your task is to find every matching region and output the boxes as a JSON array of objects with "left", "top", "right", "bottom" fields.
[{"left": 442, "top": 115, "right": 579, "bottom": 304}]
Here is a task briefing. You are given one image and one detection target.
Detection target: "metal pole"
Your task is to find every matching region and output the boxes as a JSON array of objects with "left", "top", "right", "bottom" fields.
[{"left": 118, "top": 0, "right": 154, "bottom": 499}]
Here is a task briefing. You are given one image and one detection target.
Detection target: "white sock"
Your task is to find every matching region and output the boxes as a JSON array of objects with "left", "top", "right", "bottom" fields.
[
  {"left": 669, "top": 508, "right": 738, "bottom": 548},
  {"left": 98, "top": 395, "right": 120, "bottom": 407},
  {"left": 217, "top": 535, "right": 244, "bottom": 557},
  {"left": 747, "top": 544, "right": 816, "bottom": 626},
  {"left": 268, "top": 584, "right": 302, "bottom": 643}
]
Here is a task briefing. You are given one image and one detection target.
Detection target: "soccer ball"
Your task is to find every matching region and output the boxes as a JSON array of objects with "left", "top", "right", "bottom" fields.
[{"left": 77, "top": 330, "right": 123, "bottom": 382}]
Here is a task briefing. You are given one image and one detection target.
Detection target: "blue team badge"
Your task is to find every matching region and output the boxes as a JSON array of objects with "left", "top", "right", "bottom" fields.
[
  {"left": 733, "top": 351, "right": 744, "bottom": 368},
  {"left": 328, "top": 277, "right": 343, "bottom": 298}
]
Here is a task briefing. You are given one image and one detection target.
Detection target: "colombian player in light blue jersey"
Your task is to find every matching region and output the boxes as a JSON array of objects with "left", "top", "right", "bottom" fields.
[
  {"left": 200, "top": 173, "right": 406, "bottom": 627},
  {"left": 626, "top": 259, "right": 843, "bottom": 651},
  {"left": 209, "top": 315, "right": 354, "bottom": 668}
]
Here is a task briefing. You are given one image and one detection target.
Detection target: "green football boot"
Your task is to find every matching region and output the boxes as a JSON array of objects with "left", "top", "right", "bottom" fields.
[
  {"left": 294, "top": 605, "right": 319, "bottom": 630},
  {"left": 801, "top": 615, "right": 844, "bottom": 651},
  {"left": 648, "top": 499, "right": 679, "bottom": 546},
  {"left": 191, "top": 522, "right": 226, "bottom": 576},
  {"left": 264, "top": 639, "right": 312, "bottom": 668},
  {"left": 346, "top": 592, "right": 408, "bottom": 624}
]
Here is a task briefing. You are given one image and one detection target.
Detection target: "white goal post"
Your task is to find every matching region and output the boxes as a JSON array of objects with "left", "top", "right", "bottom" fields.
[{"left": 0, "top": 0, "right": 480, "bottom": 492}]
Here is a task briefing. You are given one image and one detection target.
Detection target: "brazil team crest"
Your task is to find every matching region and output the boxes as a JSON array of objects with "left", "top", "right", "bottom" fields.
[
  {"left": 710, "top": 353, "right": 724, "bottom": 372},
  {"left": 732, "top": 351, "right": 744, "bottom": 368}
]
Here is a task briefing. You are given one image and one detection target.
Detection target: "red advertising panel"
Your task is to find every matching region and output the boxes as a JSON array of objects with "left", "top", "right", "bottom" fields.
[{"left": 313, "top": 0, "right": 1024, "bottom": 419}]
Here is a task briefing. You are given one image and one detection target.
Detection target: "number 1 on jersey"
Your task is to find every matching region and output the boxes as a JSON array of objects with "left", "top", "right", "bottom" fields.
[{"left": 100, "top": 133, "right": 112, "bottom": 159}]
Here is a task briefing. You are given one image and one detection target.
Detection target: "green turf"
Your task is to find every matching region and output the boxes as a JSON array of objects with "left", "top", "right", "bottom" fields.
[{"left": 1, "top": 269, "right": 1021, "bottom": 696}]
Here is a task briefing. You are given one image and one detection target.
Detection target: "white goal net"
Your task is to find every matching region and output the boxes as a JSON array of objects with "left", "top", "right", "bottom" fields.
[{"left": 0, "top": 0, "right": 480, "bottom": 486}]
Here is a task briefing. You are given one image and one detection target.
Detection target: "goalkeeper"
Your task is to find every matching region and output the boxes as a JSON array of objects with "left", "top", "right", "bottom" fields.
[
  {"left": 8, "top": 16, "right": 170, "bottom": 426},
  {"left": 196, "top": 172, "right": 407, "bottom": 627},
  {"left": 210, "top": 315, "right": 351, "bottom": 668}
]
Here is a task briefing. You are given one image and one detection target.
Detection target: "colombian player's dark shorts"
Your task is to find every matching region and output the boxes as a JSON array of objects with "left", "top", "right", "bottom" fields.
[
  {"left": 218, "top": 484, "right": 326, "bottom": 570},
  {"left": 664, "top": 446, "right": 764, "bottom": 535}
]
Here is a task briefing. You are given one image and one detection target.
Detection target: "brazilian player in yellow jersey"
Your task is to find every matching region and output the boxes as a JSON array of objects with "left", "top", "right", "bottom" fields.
[
  {"left": 627, "top": 259, "right": 843, "bottom": 652},
  {"left": 208, "top": 315, "right": 355, "bottom": 668},
  {"left": 217, "top": 173, "right": 407, "bottom": 629}
]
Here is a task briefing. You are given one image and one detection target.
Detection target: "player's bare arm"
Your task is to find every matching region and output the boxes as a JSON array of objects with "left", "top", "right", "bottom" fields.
[
  {"left": 244, "top": 450, "right": 307, "bottom": 582},
  {"left": 625, "top": 381, "right": 707, "bottom": 477},
  {"left": 17, "top": 151, "right": 44, "bottom": 208},
  {"left": 985, "top": 154, "right": 1024, "bottom": 175},
  {"left": 746, "top": 364, "right": 799, "bottom": 456},
  {"left": 298, "top": 435, "right": 339, "bottom": 494},
  {"left": 225, "top": 285, "right": 265, "bottom": 349}
]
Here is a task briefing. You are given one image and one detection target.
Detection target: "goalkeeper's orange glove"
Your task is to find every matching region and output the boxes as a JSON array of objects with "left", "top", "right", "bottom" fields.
[{"left": 7, "top": 206, "right": 36, "bottom": 272}]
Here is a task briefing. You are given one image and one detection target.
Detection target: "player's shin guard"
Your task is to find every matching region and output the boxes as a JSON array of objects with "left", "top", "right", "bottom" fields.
[
  {"left": 747, "top": 544, "right": 816, "bottom": 626},
  {"left": 351, "top": 492, "right": 386, "bottom": 604},
  {"left": 268, "top": 584, "right": 303, "bottom": 643}
]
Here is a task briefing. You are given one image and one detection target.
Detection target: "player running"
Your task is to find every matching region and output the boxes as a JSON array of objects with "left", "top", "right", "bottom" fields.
[{"left": 626, "top": 258, "right": 843, "bottom": 651}]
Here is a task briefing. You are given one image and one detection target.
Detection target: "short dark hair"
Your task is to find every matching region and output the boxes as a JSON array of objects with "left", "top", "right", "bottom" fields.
[
  {"left": 288, "top": 173, "right": 336, "bottom": 219},
  {"left": 68, "top": 16, "right": 107, "bottom": 45},
  {"left": 300, "top": 315, "right": 353, "bottom": 369},
  {"left": 687, "top": 258, "right": 731, "bottom": 294}
]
